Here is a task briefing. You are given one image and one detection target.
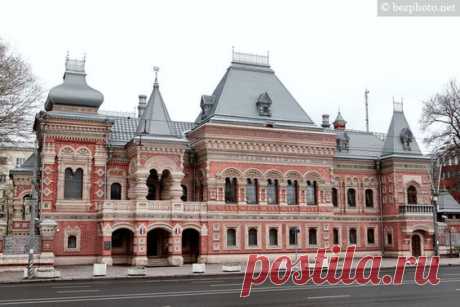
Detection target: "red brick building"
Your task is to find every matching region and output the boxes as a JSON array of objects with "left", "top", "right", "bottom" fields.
[{"left": 5, "top": 52, "right": 434, "bottom": 266}]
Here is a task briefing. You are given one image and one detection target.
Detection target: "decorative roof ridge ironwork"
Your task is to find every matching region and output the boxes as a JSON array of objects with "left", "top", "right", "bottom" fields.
[{"left": 231, "top": 48, "right": 270, "bottom": 67}]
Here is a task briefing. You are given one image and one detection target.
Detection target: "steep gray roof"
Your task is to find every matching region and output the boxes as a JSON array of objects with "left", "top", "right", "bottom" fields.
[
  {"left": 45, "top": 58, "right": 103, "bottom": 111},
  {"left": 108, "top": 115, "right": 193, "bottom": 145},
  {"left": 438, "top": 190, "right": 460, "bottom": 213},
  {"left": 382, "top": 109, "right": 423, "bottom": 157},
  {"left": 195, "top": 61, "right": 316, "bottom": 129},
  {"left": 335, "top": 130, "right": 385, "bottom": 159},
  {"left": 136, "top": 79, "right": 178, "bottom": 138},
  {"left": 9, "top": 152, "right": 36, "bottom": 176}
]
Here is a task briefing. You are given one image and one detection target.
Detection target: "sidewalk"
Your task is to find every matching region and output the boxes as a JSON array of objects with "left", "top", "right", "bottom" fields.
[{"left": 1, "top": 257, "right": 460, "bottom": 284}]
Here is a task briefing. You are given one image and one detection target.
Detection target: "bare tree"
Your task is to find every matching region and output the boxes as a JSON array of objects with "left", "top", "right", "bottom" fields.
[
  {"left": 0, "top": 39, "right": 42, "bottom": 143},
  {"left": 421, "top": 80, "right": 460, "bottom": 150}
]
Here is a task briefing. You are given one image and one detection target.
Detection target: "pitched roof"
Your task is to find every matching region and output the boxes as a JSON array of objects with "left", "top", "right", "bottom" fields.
[
  {"left": 9, "top": 152, "right": 36, "bottom": 175},
  {"left": 335, "top": 130, "right": 385, "bottom": 159},
  {"left": 136, "top": 79, "right": 180, "bottom": 138},
  {"left": 107, "top": 115, "right": 193, "bottom": 145},
  {"left": 438, "top": 190, "right": 460, "bottom": 213},
  {"left": 382, "top": 108, "right": 423, "bottom": 157},
  {"left": 195, "top": 60, "right": 316, "bottom": 129}
]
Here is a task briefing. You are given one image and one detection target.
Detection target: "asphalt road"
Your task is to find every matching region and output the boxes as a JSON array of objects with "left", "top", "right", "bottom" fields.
[{"left": 0, "top": 266, "right": 460, "bottom": 307}]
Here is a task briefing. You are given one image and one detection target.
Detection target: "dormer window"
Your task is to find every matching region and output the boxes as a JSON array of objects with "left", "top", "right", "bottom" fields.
[
  {"left": 336, "top": 132, "right": 350, "bottom": 152},
  {"left": 400, "top": 128, "right": 413, "bottom": 151},
  {"left": 256, "top": 92, "right": 272, "bottom": 117},
  {"left": 200, "top": 95, "right": 215, "bottom": 119}
]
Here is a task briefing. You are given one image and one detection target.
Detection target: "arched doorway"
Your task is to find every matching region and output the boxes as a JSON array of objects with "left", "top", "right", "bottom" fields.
[
  {"left": 182, "top": 228, "right": 200, "bottom": 264},
  {"left": 111, "top": 228, "right": 134, "bottom": 265},
  {"left": 411, "top": 234, "right": 422, "bottom": 257},
  {"left": 147, "top": 228, "right": 171, "bottom": 266}
]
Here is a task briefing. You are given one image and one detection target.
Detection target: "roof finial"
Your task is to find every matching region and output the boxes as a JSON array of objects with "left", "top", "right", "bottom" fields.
[{"left": 153, "top": 66, "right": 160, "bottom": 87}]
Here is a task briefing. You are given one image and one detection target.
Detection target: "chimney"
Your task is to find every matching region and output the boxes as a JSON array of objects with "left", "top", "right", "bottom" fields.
[
  {"left": 137, "top": 95, "right": 147, "bottom": 118},
  {"left": 321, "top": 114, "right": 330, "bottom": 128}
]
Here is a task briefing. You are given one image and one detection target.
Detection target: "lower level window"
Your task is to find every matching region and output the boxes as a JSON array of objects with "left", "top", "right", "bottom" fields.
[{"left": 67, "top": 235, "right": 77, "bottom": 249}]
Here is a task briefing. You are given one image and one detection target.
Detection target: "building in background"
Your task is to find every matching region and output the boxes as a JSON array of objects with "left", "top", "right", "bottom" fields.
[
  {"left": 6, "top": 52, "right": 434, "bottom": 266},
  {"left": 0, "top": 143, "right": 33, "bottom": 225}
]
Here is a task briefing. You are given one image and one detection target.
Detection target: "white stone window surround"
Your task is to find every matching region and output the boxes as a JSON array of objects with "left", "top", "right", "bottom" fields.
[
  {"left": 223, "top": 224, "right": 241, "bottom": 250},
  {"left": 384, "top": 227, "right": 394, "bottom": 247},
  {"left": 245, "top": 224, "right": 262, "bottom": 249},
  {"left": 265, "top": 224, "right": 282, "bottom": 249},
  {"left": 331, "top": 226, "right": 341, "bottom": 245},
  {"left": 107, "top": 177, "right": 126, "bottom": 200},
  {"left": 366, "top": 226, "right": 378, "bottom": 246},
  {"left": 285, "top": 224, "right": 302, "bottom": 249},
  {"left": 347, "top": 226, "right": 360, "bottom": 246},
  {"left": 364, "top": 188, "right": 378, "bottom": 210},
  {"left": 64, "top": 226, "right": 81, "bottom": 252},
  {"left": 306, "top": 225, "right": 320, "bottom": 248},
  {"left": 57, "top": 146, "right": 92, "bottom": 208}
]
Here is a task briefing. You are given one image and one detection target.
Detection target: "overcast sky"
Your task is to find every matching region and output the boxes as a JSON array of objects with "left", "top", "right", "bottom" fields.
[{"left": 2, "top": 0, "right": 460, "bottom": 152}]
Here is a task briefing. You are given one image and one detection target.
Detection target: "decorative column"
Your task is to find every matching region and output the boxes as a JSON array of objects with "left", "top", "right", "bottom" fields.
[
  {"left": 134, "top": 171, "right": 148, "bottom": 200},
  {"left": 98, "top": 223, "right": 113, "bottom": 265},
  {"left": 132, "top": 224, "right": 148, "bottom": 266},
  {"left": 198, "top": 224, "right": 208, "bottom": 263},
  {"left": 170, "top": 172, "right": 184, "bottom": 201},
  {"left": 39, "top": 219, "right": 58, "bottom": 263},
  {"left": 259, "top": 181, "right": 267, "bottom": 205},
  {"left": 168, "top": 225, "right": 183, "bottom": 266},
  {"left": 0, "top": 220, "right": 6, "bottom": 254}
]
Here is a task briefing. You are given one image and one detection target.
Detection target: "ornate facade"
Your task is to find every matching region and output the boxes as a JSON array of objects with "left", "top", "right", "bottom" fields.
[{"left": 5, "top": 52, "right": 434, "bottom": 266}]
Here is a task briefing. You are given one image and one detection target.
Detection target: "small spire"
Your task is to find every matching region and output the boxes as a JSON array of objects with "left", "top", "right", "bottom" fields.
[{"left": 153, "top": 66, "right": 160, "bottom": 88}]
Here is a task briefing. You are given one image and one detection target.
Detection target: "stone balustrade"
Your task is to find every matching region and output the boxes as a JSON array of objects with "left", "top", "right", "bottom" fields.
[
  {"left": 399, "top": 204, "right": 433, "bottom": 215},
  {"left": 99, "top": 200, "right": 207, "bottom": 216}
]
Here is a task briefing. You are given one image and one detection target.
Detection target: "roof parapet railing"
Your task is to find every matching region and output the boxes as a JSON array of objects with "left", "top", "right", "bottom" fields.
[
  {"left": 232, "top": 49, "right": 270, "bottom": 67},
  {"left": 65, "top": 52, "right": 86, "bottom": 73}
]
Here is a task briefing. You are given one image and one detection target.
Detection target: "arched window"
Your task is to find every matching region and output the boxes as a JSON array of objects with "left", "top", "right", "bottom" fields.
[
  {"left": 349, "top": 228, "right": 357, "bottom": 244},
  {"left": 225, "top": 177, "right": 238, "bottom": 203},
  {"left": 146, "top": 169, "right": 159, "bottom": 200},
  {"left": 64, "top": 168, "right": 83, "bottom": 200},
  {"left": 269, "top": 228, "right": 278, "bottom": 246},
  {"left": 246, "top": 178, "right": 258, "bottom": 204},
  {"left": 287, "top": 180, "right": 298, "bottom": 205},
  {"left": 333, "top": 228, "right": 339, "bottom": 245},
  {"left": 306, "top": 181, "right": 317, "bottom": 205},
  {"left": 367, "top": 228, "right": 375, "bottom": 244},
  {"left": 110, "top": 183, "right": 122, "bottom": 200},
  {"left": 309, "top": 228, "right": 317, "bottom": 245},
  {"left": 248, "top": 228, "right": 258, "bottom": 247},
  {"left": 67, "top": 235, "right": 77, "bottom": 249},
  {"left": 407, "top": 185, "right": 417, "bottom": 204},
  {"left": 226, "top": 228, "right": 236, "bottom": 247},
  {"left": 365, "top": 189, "right": 374, "bottom": 208},
  {"left": 267, "top": 179, "right": 279, "bottom": 204},
  {"left": 332, "top": 188, "right": 338, "bottom": 207},
  {"left": 181, "top": 185, "right": 187, "bottom": 202},
  {"left": 347, "top": 188, "right": 356, "bottom": 207}
]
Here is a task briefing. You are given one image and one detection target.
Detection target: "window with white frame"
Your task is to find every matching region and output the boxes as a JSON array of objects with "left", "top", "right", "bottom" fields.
[
  {"left": 226, "top": 228, "right": 237, "bottom": 247},
  {"left": 269, "top": 228, "right": 278, "bottom": 246},
  {"left": 308, "top": 228, "right": 318, "bottom": 246},
  {"left": 248, "top": 228, "right": 258, "bottom": 247}
]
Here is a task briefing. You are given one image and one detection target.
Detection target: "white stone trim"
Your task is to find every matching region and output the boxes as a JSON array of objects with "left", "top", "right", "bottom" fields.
[
  {"left": 223, "top": 224, "right": 240, "bottom": 250},
  {"left": 245, "top": 224, "right": 261, "bottom": 249},
  {"left": 265, "top": 224, "right": 282, "bottom": 249},
  {"left": 64, "top": 226, "right": 81, "bottom": 252},
  {"left": 286, "top": 224, "right": 302, "bottom": 249}
]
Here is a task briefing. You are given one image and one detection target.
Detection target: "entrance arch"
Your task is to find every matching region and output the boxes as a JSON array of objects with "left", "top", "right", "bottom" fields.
[
  {"left": 147, "top": 228, "right": 171, "bottom": 266},
  {"left": 411, "top": 233, "right": 422, "bottom": 257},
  {"left": 111, "top": 228, "right": 134, "bottom": 265},
  {"left": 182, "top": 228, "right": 200, "bottom": 264}
]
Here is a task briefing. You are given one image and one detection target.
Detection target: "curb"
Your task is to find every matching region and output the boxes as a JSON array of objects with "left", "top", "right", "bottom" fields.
[{"left": 1, "top": 262, "right": 459, "bottom": 285}]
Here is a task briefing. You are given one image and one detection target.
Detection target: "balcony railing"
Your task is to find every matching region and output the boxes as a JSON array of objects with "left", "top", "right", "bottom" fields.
[
  {"left": 99, "top": 200, "right": 207, "bottom": 215},
  {"left": 399, "top": 204, "right": 433, "bottom": 215}
]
